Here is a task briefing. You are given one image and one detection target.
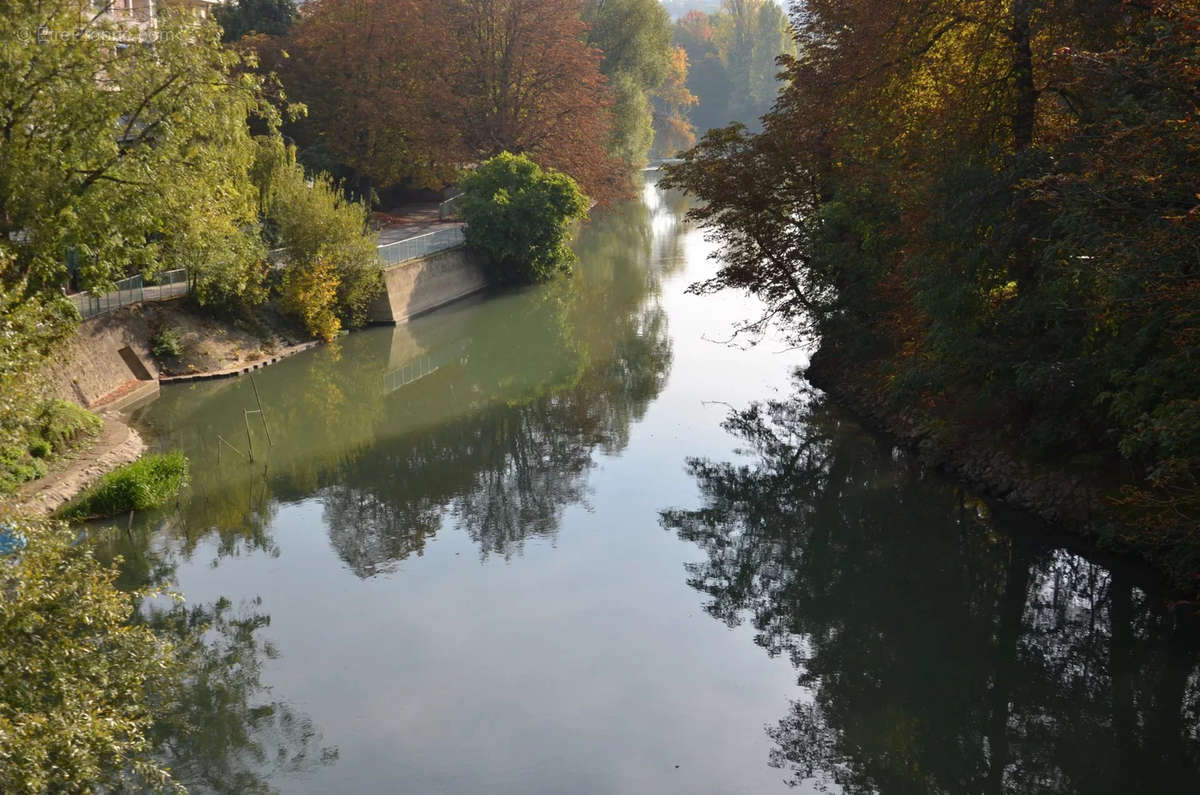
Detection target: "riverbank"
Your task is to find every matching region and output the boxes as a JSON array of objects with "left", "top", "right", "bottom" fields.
[
  {"left": 43, "top": 298, "right": 313, "bottom": 411},
  {"left": 4, "top": 414, "right": 147, "bottom": 517},
  {"left": 805, "top": 347, "right": 1199, "bottom": 603}
]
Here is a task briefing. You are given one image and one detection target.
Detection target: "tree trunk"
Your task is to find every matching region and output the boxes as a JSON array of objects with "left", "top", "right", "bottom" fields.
[{"left": 1011, "top": 0, "right": 1038, "bottom": 151}]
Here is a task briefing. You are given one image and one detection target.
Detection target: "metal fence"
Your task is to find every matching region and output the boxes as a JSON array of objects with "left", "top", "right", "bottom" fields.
[
  {"left": 438, "top": 194, "right": 462, "bottom": 220},
  {"left": 70, "top": 268, "right": 189, "bottom": 320},
  {"left": 377, "top": 226, "right": 466, "bottom": 266}
]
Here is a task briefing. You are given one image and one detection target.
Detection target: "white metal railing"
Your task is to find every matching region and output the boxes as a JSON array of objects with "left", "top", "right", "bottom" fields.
[{"left": 376, "top": 226, "right": 466, "bottom": 266}]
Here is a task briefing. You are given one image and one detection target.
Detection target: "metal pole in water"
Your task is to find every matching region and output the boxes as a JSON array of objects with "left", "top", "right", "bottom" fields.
[
  {"left": 243, "top": 410, "right": 254, "bottom": 462},
  {"left": 249, "top": 372, "right": 273, "bottom": 446}
]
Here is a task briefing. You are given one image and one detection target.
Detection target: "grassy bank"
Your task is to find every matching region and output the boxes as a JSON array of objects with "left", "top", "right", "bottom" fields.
[
  {"left": 58, "top": 451, "right": 189, "bottom": 520},
  {"left": 1, "top": 401, "right": 103, "bottom": 494}
]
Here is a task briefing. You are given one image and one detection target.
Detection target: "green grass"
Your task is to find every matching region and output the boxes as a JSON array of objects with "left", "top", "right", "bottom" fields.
[
  {"left": 0, "top": 400, "right": 103, "bottom": 494},
  {"left": 58, "top": 451, "right": 189, "bottom": 520},
  {"left": 38, "top": 400, "right": 103, "bottom": 450}
]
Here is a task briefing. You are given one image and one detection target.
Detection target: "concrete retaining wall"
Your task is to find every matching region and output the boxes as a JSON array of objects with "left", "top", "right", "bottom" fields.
[
  {"left": 369, "top": 245, "right": 488, "bottom": 324},
  {"left": 44, "top": 309, "right": 160, "bottom": 410}
]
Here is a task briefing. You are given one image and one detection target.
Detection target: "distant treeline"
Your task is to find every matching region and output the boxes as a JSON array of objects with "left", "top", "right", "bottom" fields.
[{"left": 671, "top": 0, "right": 795, "bottom": 137}]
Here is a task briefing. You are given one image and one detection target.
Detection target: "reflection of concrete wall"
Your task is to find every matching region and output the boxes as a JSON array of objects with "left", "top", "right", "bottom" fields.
[{"left": 369, "top": 246, "right": 488, "bottom": 324}]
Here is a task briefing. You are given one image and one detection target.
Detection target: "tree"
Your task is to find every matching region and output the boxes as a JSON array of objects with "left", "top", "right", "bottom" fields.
[
  {"left": 215, "top": 0, "right": 299, "bottom": 42},
  {"left": 673, "top": 10, "right": 733, "bottom": 133},
  {"left": 0, "top": 3, "right": 274, "bottom": 297},
  {"left": 458, "top": 153, "right": 588, "bottom": 285},
  {"left": 710, "top": 0, "right": 794, "bottom": 130},
  {"left": 446, "top": 0, "right": 624, "bottom": 201},
  {"left": 665, "top": 0, "right": 1200, "bottom": 589},
  {"left": 651, "top": 46, "right": 698, "bottom": 157},
  {"left": 584, "top": 0, "right": 674, "bottom": 165},
  {"left": 0, "top": 519, "right": 181, "bottom": 793},
  {"left": 255, "top": 139, "right": 382, "bottom": 332},
  {"left": 672, "top": 2, "right": 793, "bottom": 135},
  {"left": 278, "top": 0, "right": 624, "bottom": 201},
  {"left": 280, "top": 0, "right": 459, "bottom": 191}
]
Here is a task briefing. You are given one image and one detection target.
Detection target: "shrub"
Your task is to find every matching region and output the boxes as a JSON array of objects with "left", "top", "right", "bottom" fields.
[
  {"left": 38, "top": 399, "right": 102, "bottom": 452},
  {"left": 151, "top": 326, "right": 184, "bottom": 359},
  {"left": 59, "top": 451, "right": 190, "bottom": 519},
  {"left": 256, "top": 139, "right": 383, "bottom": 330},
  {"left": 28, "top": 439, "right": 51, "bottom": 458},
  {"left": 281, "top": 255, "right": 342, "bottom": 341},
  {"left": 459, "top": 152, "right": 589, "bottom": 285}
]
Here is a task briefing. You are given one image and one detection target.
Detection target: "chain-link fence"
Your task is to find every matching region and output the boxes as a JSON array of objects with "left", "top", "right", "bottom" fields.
[{"left": 69, "top": 268, "right": 188, "bottom": 320}]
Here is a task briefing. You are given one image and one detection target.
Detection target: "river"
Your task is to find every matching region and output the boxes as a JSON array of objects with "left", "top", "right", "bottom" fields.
[{"left": 103, "top": 180, "right": 1200, "bottom": 794}]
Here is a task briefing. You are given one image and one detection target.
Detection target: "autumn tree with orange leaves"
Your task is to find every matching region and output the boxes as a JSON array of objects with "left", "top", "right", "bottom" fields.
[
  {"left": 665, "top": 0, "right": 1200, "bottom": 593},
  {"left": 267, "top": 0, "right": 622, "bottom": 201},
  {"left": 444, "top": 0, "right": 623, "bottom": 202}
]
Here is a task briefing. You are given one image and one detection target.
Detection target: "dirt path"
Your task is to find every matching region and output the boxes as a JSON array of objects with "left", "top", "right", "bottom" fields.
[{"left": 5, "top": 414, "right": 147, "bottom": 518}]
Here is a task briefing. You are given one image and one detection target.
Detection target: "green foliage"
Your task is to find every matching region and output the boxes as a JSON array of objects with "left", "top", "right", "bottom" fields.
[
  {"left": 459, "top": 153, "right": 589, "bottom": 285},
  {"left": 0, "top": 260, "right": 78, "bottom": 491},
  {"left": 152, "top": 327, "right": 185, "bottom": 360},
  {"left": 585, "top": 0, "right": 674, "bottom": 166},
  {"left": 216, "top": 0, "right": 299, "bottom": 42},
  {"left": 607, "top": 72, "right": 657, "bottom": 166},
  {"left": 0, "top": 4, "right": 278, "bottom": 299},
  {"left": 60, "top": 452, "right": 190, "bottom": 520},
  {"left": 0, "top": 300, "right": 100, "bottom": 488},
  {"left": 281, "top": 255, "right": 342, "bottom": 341},
  {"left": 37, "top": 400, "right": 102, "bottom": 452},
  {"left": 0, "top": 519, "right": 182, "bottom": 793},
  {"left": 256, "top": 140, "right": 382, "bottom": 331}
]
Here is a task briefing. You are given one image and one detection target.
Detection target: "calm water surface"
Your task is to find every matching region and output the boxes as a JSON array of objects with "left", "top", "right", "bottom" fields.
[{"left": 106, "top": 181, "right": 1200, "bottom": 794}]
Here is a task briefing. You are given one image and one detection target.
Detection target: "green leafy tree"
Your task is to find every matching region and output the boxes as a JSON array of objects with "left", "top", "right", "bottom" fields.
[
  {"left": 0, "top": 519, "right": 182, "bottom": 793},
  {"left": 459, "top": 153, "right": 588, "bottom": 285},
  {"left": 254, "top": 140, "right": 382, "bottom": 332},
  {"left": 0, "top": 3, "right": 276, "bottom": 298},
  {"left": 584, "top": 0, "right": 674, "bottom": 166}
]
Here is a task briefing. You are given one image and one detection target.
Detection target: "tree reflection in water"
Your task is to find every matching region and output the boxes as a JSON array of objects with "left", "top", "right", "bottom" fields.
[
  {"left": 115, "top": 594, "right": 338, "bottom": 794},
  {"left": 661, "top": 383, "right": 1200, "bottom": 794}
]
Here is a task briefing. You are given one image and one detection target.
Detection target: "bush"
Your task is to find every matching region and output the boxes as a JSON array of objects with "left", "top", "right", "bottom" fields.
[
  {"left": 59, "top": 451, "right": 190, "bottom": 519},
  {"left": 151, "top": 326, "right": 184, "bottom": 359},
  {"left": 281, "top": 255, "right": 342, "bottom": 341},
  {"left": 38, "top": 399, "right": 102, "bottom": 453},
  {"left": 256, "top": 139, "right": 383, "bottom": 330},
  {"left": 0, "top": 401, "right": 102, "bottom": 493},
  {"left": 459, "top": 152, "right": 589, "bottom": 285}
]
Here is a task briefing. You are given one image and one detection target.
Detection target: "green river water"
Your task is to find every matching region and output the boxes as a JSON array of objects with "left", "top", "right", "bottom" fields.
[{"left": 102, "top": 180, "right": 1200, "bottom": 794}]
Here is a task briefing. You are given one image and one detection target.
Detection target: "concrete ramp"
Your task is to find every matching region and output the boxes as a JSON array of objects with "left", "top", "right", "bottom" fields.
[{"left": 369, "top": 246, "right": 488, "bottom": 324}]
